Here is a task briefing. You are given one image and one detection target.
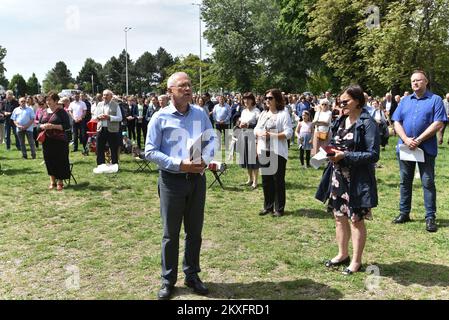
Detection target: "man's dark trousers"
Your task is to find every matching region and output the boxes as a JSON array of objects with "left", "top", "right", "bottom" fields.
[
  {"left": 96, "top": 128, "right": 119, "bottom": 165},
  {"left": 158, "top": 170, "right": 206, "bottom": 286}
]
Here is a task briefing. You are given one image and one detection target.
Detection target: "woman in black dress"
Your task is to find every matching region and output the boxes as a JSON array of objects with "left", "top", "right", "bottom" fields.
[{"left": 38, "top": 91, "right": 71, "bottom": 191}]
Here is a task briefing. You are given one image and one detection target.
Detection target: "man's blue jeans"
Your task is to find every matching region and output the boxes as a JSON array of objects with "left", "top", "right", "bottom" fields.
[
  {"left": 5, "top": 120, "right": 20, "bottom": 150},
  {"left": 398, "top": 153, "right": 436, "bottom": 220}
]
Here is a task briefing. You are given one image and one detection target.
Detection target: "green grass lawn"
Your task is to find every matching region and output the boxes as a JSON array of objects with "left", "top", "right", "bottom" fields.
[{"left": 0, "top": 136, "right": 448, "bottom": 300}]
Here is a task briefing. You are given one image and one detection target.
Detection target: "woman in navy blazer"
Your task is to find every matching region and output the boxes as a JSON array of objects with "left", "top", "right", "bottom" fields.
[{"left": 316, "top": 85, "right": 379, "bottom": 275}]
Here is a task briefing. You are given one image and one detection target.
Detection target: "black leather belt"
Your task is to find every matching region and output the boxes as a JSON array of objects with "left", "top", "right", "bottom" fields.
[{"left": 161, "top": 170, "right": 200, "bottom": 180}]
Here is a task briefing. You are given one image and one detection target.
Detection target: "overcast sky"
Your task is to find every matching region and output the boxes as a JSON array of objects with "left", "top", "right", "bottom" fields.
[{"left": 0, "top": 0, "right": 212, "bottom": 83}]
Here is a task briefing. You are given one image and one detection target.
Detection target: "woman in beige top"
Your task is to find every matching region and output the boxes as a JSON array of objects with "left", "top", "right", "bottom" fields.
[{"left": 311, "top": 99, "right": 332, "bottom": 156}]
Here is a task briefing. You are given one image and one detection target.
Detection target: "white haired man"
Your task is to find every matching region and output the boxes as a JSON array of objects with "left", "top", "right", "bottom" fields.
[
  {"left": 145, "top": 72, "right": 216, "bottom": 300},
  {"left": 92, "top": 90, "right": 122, "bottom": 168}
]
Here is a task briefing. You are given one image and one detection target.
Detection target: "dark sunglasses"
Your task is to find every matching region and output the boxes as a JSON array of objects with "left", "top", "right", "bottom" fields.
[{"left": 265, "top": 96, "right": 274, "bottom": 101}]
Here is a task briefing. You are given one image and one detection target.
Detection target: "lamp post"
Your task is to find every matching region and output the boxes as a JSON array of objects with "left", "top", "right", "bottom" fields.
[
  {"left": 124, "top": 26, "right": 132, "bottom": 96},
  {"left": 192, "top": 3, "right": 202, "bottom": 95},
  {"left": 91, "top": 74, "right": 94, "bottom": 95}
]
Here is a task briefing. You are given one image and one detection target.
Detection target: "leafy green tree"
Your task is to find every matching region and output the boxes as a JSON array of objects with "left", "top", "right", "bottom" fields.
[
  {"left": 0, "top": 46, "right": 7, "bottom": 75},
  {"left": 305, "top": 0, "right": 449, "bottom": 96},
  {"left": 0, "top": 46, "right": 9, "bottom": 89},
  {"left": 43, "top": 61, "right": 74, "bottom": 93},
  {"left": 163, "top": 54, "right": 215, "bottom": 93},
  {"left": 26, "top": 73, "right": 40, "bottom": 95},
  {"left": 154, "top": 47, "right": 175, "bottom": 88},
  {"left": 103, "top": 56, "right": 124, "bottom": 94},
  {"left": 0, "top": 73, "right": 8, "bottom": 89},
  {"left": 357, "top": 0, "right": 449, "bottom": 96},
  {"left": 77, "top": 58, "right": 104, "bottom": 94},
  {"left": 8, "top": 74, "right": 28, "bottom": 97},
  {"left": 202, "top": 0, "right": 262, "bottom": 92},
  {"left": 134, "top": 51, "right": 158, "bottom": 94}
]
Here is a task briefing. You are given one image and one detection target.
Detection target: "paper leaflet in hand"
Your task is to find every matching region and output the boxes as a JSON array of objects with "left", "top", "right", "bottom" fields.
[
  {"left": 310, "top": 147, "right": 328, "bottom": 169},
  {"left": 399, "top": 144, "right": 424, "bottom": 163},
  {"left": 189, "top": 133, "right": 207, "bottom": 164}
]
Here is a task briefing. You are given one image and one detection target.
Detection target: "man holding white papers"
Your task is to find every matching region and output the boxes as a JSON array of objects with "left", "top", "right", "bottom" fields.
[
  {"left": 145, "top": 72, "right": 216, "bottom": 300},
  {"left": 391, "top": 70, "right": 447, "bottom": 232}
]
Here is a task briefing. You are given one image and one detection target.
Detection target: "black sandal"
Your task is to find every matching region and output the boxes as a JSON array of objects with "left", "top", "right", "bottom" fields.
[
  {"left": 342, "top": 264, "right": 363, "bottom": 275},
  {"left": 325, "top": 256, "right": 350, "bottom": 268}
]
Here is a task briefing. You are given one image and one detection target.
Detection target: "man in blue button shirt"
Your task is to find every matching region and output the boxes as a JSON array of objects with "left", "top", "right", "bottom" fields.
[
  {"left": 11, "top": 97, "right": 36, "bottom": 159},
  {"left": 145, "top": 72, "right": 216, "bottom": 300},
  {"left": 392, "top": 70, "right": 447, "bottom": 232}
]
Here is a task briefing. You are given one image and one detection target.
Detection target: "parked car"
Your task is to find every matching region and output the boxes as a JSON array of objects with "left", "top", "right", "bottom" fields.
[{"left": 58, "top": 89, "right": 81, "bottom": 98}]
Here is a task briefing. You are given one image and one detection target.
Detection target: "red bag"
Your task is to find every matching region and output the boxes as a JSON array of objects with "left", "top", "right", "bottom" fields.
[{"left": 37, "top": 131, "right": 46, "bottom": 143}]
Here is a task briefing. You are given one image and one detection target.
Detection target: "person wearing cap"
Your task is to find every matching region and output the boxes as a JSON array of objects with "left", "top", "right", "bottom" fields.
[{"left": 38, "top": 91, "right": 72, "bottom": 191}]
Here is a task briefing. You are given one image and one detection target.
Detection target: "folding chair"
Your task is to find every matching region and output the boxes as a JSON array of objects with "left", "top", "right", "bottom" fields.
[
  {"left": 134, "top": 151, "right": 153, "bottom": 173},
  {"left": 64, "top": 162, "right": 78, "bottom": 186},
  {"left": 208, "top": 161, "right": 227, "bottom": 189},
  {"left": 86, "top": 120, "right": 98, "bottom": 154},
  {"left": 87, "top": 120, "right": 112, "bottom": 163}
]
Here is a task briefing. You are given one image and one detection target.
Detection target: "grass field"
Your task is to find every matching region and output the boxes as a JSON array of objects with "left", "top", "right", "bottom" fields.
[{"left": 0, "top": 136, "right": 448, "bottom": 300}]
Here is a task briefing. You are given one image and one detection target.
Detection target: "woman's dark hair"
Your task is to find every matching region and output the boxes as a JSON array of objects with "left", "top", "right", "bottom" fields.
[
  {"left": 265, "top": 89, "right": 284, "bottom": 111},
  {"left": 341, "top": 85, "right": 365, "bottom": 109},
  {"left": 46, "top": 91, "right": 60, "bottom": 103},
  {"left": 243, "top": 92, "right": 256, "bottom": 106}
]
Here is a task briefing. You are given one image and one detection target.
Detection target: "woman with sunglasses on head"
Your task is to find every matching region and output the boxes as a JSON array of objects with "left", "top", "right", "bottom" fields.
[
  {"left": 316, "top": 85, "right": 379, "bottom": 275},
  {"left": 311, "top": 99, "right": 332, "bottom": 156},
  {"left": 255, "top": 89, "right": 293, "bottom": 217}
]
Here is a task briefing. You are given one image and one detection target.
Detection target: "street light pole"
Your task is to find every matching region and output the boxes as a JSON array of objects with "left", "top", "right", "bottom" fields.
[
  {"left": 192, "top": 3, "right": 202, "bottom": 95},
  {"left": 124, "top": 26, "right": 132, "bottom": 96},
  {"left": 91, "top": 74, "right": 94, "bottom": 95}
]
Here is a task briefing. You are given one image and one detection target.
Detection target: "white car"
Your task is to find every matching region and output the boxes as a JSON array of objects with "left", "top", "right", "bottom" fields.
[{"left": 58, "top": 89, "right": 81, "bottom": 98}]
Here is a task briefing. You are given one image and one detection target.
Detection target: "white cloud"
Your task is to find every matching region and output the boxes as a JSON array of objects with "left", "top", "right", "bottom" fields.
[{"left": 0, "top": 0, "right": 212, "bottom": 83}]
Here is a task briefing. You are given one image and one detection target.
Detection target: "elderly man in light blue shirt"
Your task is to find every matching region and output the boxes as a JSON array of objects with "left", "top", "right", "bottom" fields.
[
  {"left": 11, "top": 97, "right": 36, "bottom": 159},
  {"left": 212, "top": 95, "right": 231, "bottom": 136},
  {"left": 145, "top": 72, "right": 217, "bottom": 300}
]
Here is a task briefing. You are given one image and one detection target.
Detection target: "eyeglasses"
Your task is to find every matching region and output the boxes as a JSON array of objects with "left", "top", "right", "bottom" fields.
[
  {"left": 341, "top": 100, "right": 350, "bottom": 106},
  {"left": 265, "top": 96, "right": 274, "bottom": 101},
  {"left": 172, "top": 83, "right": 192, "bottom": 89}
]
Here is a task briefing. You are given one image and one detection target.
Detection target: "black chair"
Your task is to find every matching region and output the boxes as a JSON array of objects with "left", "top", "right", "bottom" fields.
[
  {"left": 134, "top": 152, "right": 153, "bottom": 173},
  {"left": 65, "top": 163, "right": 78, "bottom": 185},
  {"left": 208, "top": 162, "right": 227, "bottom": 189}
]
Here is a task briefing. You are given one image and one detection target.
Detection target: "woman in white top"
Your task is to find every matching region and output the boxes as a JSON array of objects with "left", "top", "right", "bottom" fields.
[
  {"left": 312, "top": 99, "right": 332, "bottom": 156},
  {"left": 237, "top": 92, "right": 261, "bottom": 189},
  {"left": 372, "top": 99, "right": 389, "bottom": 149},
  {"left": 255, "top": 89, "right": 293, "bottom": 217}
]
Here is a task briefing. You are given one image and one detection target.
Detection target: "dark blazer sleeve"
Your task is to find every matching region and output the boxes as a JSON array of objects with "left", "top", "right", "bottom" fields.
[{"left": 344, "top": 118, "right": 380, "bottom": 166}]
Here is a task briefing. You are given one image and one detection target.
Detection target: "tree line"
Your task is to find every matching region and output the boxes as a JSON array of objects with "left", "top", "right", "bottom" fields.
[
  {"left": 202, "top": 0, "right": 449, "bottom": 96},
  {"left": 2, "top": 0, "right": 449, "bottom": 97}
]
